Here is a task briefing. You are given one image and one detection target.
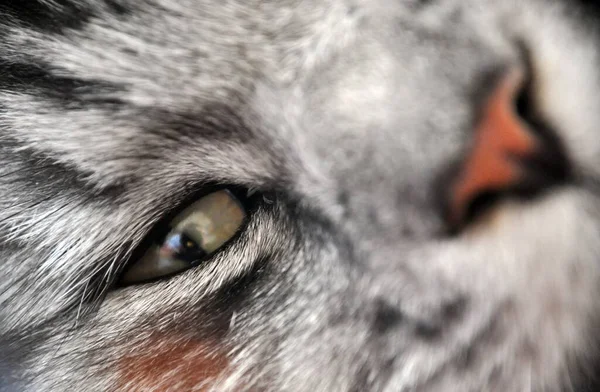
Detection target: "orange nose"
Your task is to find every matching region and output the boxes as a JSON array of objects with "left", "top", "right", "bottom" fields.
[{"left": 448, "top": 71, "right": 538, "bottom": 228}]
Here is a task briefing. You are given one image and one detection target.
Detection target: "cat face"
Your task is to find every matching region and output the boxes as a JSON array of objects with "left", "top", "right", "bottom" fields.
[{"left": 1, "top": 0, "right": 600, "bottom": 390}]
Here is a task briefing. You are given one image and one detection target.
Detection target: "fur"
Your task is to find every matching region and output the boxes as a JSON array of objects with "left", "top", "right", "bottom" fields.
[{"left": 1, "top": 0, "right": 600, "bottom": 390}]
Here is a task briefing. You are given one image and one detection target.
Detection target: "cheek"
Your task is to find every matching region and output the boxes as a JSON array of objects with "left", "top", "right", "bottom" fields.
[{"left": 117, "top": 336, "right": 229, "bottom": 391}]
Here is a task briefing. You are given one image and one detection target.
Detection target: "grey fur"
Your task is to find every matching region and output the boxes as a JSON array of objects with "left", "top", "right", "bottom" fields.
[{"left": 1, "top": 0, "right": 600, "bottom": 391}]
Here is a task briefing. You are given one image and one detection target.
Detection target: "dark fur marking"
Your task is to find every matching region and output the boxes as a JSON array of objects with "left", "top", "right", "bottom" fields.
[
  {"left": 0, "top": 60, "right": 125, "bottom": 109},
  {"left": 0, "top": 0, "right": 129, "bottom": 34},
  {"left": 0, "top": 138, "right": 125, "bottom": 198}
]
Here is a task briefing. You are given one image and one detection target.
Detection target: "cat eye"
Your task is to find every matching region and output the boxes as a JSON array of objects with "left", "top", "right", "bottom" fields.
[{"left": 120, "top": 190, "right": 246, "bottom": 284}]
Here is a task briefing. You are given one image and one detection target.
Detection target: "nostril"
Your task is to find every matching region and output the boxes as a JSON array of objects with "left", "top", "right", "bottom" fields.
[
  {"left": 514, "top": 73, "right": 571, "bottom": 188},
  {"left": 514, "top": 72, "right": 535, "bottom": 123},
  {"left": 442, "top": 68, "right": 571, "bottom": 232}
]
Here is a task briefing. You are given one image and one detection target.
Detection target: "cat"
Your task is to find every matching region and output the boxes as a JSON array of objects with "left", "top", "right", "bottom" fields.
[{"left": 1, "top": 0, "right": 600, "bottom": 390}]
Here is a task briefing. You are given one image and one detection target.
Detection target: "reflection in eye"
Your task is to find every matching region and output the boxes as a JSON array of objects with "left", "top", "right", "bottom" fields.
[{"left": 121, "top": 190, "right": 246, "bottom": 284}]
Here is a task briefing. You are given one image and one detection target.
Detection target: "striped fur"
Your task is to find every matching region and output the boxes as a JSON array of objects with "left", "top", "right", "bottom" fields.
[{"left": 1, "top": 0, "right": 600, "bottom": 390}]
